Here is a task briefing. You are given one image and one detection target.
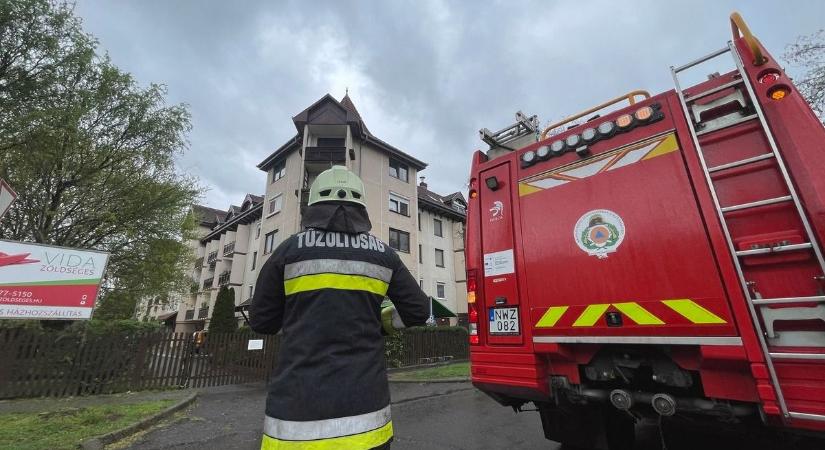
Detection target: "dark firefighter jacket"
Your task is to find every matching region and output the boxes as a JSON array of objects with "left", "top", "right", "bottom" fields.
[{"left": 249, "top": 201, "right": 429, "bottom": 450}]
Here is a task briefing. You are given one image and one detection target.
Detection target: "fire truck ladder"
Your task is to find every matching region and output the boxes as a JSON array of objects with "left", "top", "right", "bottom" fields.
[{"left": 671, "top": 42, "right": 825, "bottom": 423}]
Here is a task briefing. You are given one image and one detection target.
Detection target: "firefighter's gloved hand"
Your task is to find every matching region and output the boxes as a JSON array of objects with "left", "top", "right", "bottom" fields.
[{"left": 381, "top": 305, "right": 406, "bottom": 335}]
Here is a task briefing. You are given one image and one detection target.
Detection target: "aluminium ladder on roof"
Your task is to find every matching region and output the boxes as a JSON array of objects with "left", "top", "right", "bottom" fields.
[{"left": 671, "top": 42, "right": 825, "bottom": 423}]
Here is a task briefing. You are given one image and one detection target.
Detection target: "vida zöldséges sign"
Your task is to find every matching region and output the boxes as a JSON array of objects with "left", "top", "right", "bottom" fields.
[{"left": 0, "top": 240, "right": 109, "bottom": 320}]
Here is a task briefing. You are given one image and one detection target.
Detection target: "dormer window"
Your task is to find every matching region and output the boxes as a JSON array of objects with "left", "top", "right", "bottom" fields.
[{"left": 271, "top": 160, "right": 286, "bottom": 183}]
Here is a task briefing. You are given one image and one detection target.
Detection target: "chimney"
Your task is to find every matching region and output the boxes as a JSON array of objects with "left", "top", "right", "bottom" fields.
[{"left": 419, "top": 176, "right": 427, "bottom": 189}]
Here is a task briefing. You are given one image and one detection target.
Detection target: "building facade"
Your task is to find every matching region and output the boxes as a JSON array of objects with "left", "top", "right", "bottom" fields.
[{"left": 142, "top": 94, "right": 467, "bottom": 330}]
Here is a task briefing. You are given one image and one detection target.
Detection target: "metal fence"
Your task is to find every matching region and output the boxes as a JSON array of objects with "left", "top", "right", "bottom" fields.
[{"left": 0, "top": 327, "right": 468, "bottom": 399}]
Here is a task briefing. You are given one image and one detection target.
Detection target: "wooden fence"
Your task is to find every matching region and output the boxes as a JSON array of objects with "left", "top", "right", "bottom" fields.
[{"left": 0, "top": 327, "right": 467, "bottom": 399}]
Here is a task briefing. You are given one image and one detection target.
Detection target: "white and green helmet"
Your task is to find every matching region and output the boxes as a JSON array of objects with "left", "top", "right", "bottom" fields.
[{"left": 308, "top": 165, "right": 366, "bottom": 207}]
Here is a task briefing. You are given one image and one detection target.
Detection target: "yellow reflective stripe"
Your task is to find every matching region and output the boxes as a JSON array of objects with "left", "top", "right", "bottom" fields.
[
  {"left": 535, "top": 306, "right": 568, "bottom": 328},
  {"left": 612, "top": 302, "right": 664, "bottom": 325},
  {"left": 573, "top": 304, "right": 610, "bottom": 327},
  {"left": 662, "top": 299, "right": 726, "bottom": 324},
  {"left": 283, "top": 273, "right": 389, "bottom": 296},
  {"left": 261, "top": 421, "right": 392, "bottom": 450}
]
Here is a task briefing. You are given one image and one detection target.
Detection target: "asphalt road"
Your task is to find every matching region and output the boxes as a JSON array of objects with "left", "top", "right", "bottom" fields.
[
  {"left": 123, "top": 381, "right": 554, "bottom": 450},
  {"left": 123, "top": 381, "right": 807, "bottom": 450}
]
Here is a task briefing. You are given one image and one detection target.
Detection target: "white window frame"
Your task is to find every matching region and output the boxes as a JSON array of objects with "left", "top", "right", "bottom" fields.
[
  {"left": 389, "top": 192, "right": 410, "bottom": 216},
  {"left": 271, "top": 161, "right": 286, "bottom": 183},
  {"left": 435, "top": 248, "right": 445, "bottom": 267},
  {"left": 264, "top": 230, "right": 278, "bottom": 254},
  {"left": 388, "top": 158, "right": 409, "bottom": 182},
  {"left": 256, "top": 223, "right": 261, "bottom": 239},
  {"left": 268, "top": 193, "right": 283, "bottom": 216},
  {"left": 436, "top": 282, "right": 446, "bottom": 299}
]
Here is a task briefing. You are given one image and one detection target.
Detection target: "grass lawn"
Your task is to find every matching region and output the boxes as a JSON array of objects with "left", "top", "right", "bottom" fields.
[
  {"left": 0, "top": 399, "right": 174, "bottom": 450},
  {"left": 390, "top": 361, "right": 470, "bottom": 381}
]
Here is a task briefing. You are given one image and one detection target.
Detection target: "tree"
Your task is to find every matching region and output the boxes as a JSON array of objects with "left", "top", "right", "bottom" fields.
[
  {"left": 784, "top": 29, "right": 825, "bottom": 120},
  {"left": 0, "top": 0, "right": 199, "bottom": 319},
  {"left": 209, "top": 286, "right": 238, "bottom": 333}
]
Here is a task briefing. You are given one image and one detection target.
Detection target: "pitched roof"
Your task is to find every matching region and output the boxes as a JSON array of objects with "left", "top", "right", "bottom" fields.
[
  {"left": 257, "top": 93, "right": 426, "bottom": 171},
  {"left": 340, "top": 93, "right": 369, "bottom": 134},
  {"left": 192, "top": 205, "right": 228, "bottom": 227},
  {"left": 417, "top": 185, "right": 466, "bottom": 221}
]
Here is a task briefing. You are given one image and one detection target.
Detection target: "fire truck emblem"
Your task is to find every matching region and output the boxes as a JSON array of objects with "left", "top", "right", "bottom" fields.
[
  {"left": 489, "top": 201, "right": 504, "bottom": 220},
  {"left": 574, "top": 209, "right": 625, "bottom": 259}
]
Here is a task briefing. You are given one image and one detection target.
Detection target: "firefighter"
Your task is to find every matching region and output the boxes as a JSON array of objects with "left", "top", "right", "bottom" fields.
[{"left": 249, "top": 165, "right": 429, "bottom": 449}]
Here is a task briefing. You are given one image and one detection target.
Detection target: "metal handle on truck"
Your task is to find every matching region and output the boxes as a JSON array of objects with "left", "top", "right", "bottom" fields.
[
  {"left": 540, "top": 90, "right": 651, "bottom": 139},
  {"left": 730, "top": 11, "right": 767, "bottom": 66}
]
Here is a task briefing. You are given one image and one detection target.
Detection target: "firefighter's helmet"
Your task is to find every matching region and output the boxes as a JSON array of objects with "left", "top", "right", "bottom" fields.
[{"left": 308, "top": 165, "right": 366, "bottom": 207}]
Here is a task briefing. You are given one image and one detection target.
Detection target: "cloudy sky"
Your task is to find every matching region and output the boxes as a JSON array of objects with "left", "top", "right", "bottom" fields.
[{"left": 74, "top": 0, "right": 824, "bottom": 209}]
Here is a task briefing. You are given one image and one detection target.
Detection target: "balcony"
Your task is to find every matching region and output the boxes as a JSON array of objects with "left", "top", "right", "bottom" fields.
[
  {"left": 223, "top": 241, "right": 235, "bottom": 257},
  {"left": 207, "top": 251, "right": 218, "bottom": 269},
  {"left": 218, "top": 271, "right": 231, "bottom": 286},
  {"left": 197, "top": 307, "right": 209, "bottom": 319},
  {"left": 194, "top": 257, "right": 204, "bottom": 270},
  {"left": 305, "top": 146, "right": 346, "bottom": 164},
  {"left": 203, "top": 277, "right": 214, "bottom": 290},
  {"left": 184, "top": 309, "right": 194, "bottom": 320}
]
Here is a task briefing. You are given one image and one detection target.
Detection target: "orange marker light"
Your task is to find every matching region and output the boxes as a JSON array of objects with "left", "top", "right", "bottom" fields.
[
  {"left": 634, "top": 106, "right": 653, "bottom": 121},
  {"left": 769, "top": 87, "right": 789, "bottom": 101},
  {"left": 616, "top": 114, "right": 633, "bottom": 128},
  {"left": 467, "top": 291, "right": 476, "bottom": 303},
  {"left": 470, "top": 190, "right": 478, "bottom": 199}
]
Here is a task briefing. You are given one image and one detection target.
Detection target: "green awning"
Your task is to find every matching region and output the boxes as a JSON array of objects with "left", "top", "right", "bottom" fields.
[{"left": 430, "top": 297, "right": 456, "bottom": 318}]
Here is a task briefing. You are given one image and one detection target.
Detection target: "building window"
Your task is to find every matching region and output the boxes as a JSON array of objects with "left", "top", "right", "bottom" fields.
[
  {"left": 248, "top": 285, "right": 254, "bottom": 299},
  {"left": 271, "top": 161, "right": 286, "bottom": 183},
  {"left": 435, "top": 248, "right": 445, "bottom": 267},
  {"left": 268, "top": 194, "right": 283, "bottom": 216},
  {"left": 433, "top": 218, "right": 443, "bottom": 237},
  {"left": 388, "top": 158, "right": 408, "bottom": 182},
  {"left": 251, "top": 251, "right": 257, "bottom": 270},
  {"left": 418, "top": 244, "right": 422, "bottom": 263},
  {"left": 389, "top": 193, "right": 409, "bottom": 216},
  {"left": 264, "top": 230, "right": 278, "bottom": 254},
  {"left": 256, "top": 223, "right": 261, "bottom": 239},
  {"left": 436, "top": 282, "right": 446, "bottom": 299},
  {"left": 418, "top": 213, "right": 421, "bottom": 231},
  {"left": 388, "top": 228, "right": 410, "bottom": 253},
  {"left": 317, "top": 137, "right": 345, "bottom": 147}
]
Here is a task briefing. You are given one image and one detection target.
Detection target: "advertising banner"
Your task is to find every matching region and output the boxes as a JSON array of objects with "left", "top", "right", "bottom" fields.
[{"left": 0, "top": 240, "right": 109, "bottom": 320}]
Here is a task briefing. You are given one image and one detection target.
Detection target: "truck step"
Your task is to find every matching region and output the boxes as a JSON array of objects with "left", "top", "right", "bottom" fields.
[
  {"left": 684, "top": 78, "right": 744, "bottom": 103},
  {"left": 708, "top": 153, "right": 774, "bottom": 173},
  {"left": 789, "top": 411, "right": 825, "bottom": 423},
  {"left": 735, "top": 242, "right": 812, "bottom": 257},
  {"left": 752, "top": 296, "right": 825, "bottom": 305},
  {"left": 721, "top": 195, "right": 792, "bottom": 213},
  {"left": 696, "top": 113, "right": 758, "bottom": 136},
  {"left": 769, "top": 352, "right": 825, "bottom": 361}
]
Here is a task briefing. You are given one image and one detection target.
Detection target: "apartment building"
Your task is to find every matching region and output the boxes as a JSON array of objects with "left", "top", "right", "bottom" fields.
[{"left": 143, "top": 93, "right": 467, "bottom": 331}]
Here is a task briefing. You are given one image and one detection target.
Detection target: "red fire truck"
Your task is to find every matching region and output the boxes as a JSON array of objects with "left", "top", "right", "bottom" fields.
[{"left": 466, "top": 12, "right": 825, "bottom": 449}]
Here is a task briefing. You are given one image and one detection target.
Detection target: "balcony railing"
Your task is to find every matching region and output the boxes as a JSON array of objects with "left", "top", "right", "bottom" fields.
[
  {"left": 218, "top": 271, "right": 231, "bottom": 286},
  {"left": 184, "top": 309, "right": 194, "bottom": 320},
  {"left": 223, "top": 241, "right": 235, "bottom": 256},
  {"left": 194, "top": 257, "right": 204, "bottom": 269},
  {"left": 305, "top": 146, "right": 346, "bottom": 164},
  {"left": 203, "top": 277, "right": 214, "bottom": 290},
  {"left": 207, "top": 251, "right": 218, "bottom": 264},
  {"left": 197, "top": 307, "right": 209, "bottom": 319}
]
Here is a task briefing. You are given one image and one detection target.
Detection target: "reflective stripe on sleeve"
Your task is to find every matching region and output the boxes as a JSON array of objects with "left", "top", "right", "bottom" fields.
[
  {"left": 264, "top": 405, "right": 392, "bottom": 441},
  {"left": 284, "top": 273, "right": 389, "bottom": 296},
  {"left": 261, "top": 421, "right": 392, "bottom": 450},
  {"left": 284, "top": 259, "right": 393, "bottom": 283}
]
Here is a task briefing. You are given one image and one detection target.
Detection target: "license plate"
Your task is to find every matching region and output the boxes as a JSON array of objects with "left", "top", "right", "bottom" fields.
[{"left": 489, "top": 307, "right": 520, "bottom": 335}]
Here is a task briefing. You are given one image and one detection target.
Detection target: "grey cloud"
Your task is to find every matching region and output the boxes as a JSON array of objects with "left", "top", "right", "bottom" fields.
[{"left": 75, "top": 0, "right": 825, "bottom": 206}]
